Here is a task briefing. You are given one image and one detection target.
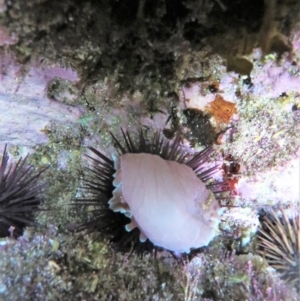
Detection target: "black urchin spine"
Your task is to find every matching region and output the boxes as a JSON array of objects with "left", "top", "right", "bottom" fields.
[{"left": 0, "top": 145, "right": 46, "bottom": 238}]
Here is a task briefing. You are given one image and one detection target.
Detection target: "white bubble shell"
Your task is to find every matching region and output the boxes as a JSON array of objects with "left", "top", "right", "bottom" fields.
[{"left": 109, "top": 153, "right": 223, "bottom": 253}]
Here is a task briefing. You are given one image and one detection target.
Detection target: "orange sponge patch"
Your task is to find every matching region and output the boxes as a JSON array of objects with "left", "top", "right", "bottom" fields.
[{"left": 206, "top": 94, "right": 237, "bottom": 124}]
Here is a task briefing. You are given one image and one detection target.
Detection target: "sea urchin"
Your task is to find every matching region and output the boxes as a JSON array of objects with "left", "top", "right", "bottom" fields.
[
  {"left": 257, "top": 206, "right": 300, "bottom": 289},
  {"left": 0, "top": 145, "right": 46, "bottom": 238},
  {"left": 76, "top": 129, "right": 230, "bottom": 255}
]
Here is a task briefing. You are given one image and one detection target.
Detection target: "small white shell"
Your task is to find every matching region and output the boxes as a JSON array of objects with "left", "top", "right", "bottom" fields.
[{"left": 109, "top": 153, "right": 223, "bottom": 253}]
